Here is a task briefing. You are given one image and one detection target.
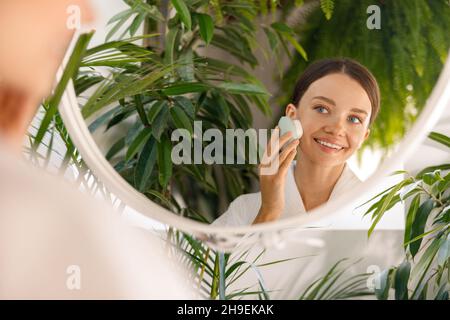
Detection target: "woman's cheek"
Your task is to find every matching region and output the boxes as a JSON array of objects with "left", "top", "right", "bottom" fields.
[
  {"left": 302, "top": 117, "right": 322, "bottom": 135},
  {"left": 348, "top": 132, "right": 365, "bottom": 150}
]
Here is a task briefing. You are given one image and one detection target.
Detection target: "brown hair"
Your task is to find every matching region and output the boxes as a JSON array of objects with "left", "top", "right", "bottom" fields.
[{"left": 291, "top": 58, "right": 380, "bottom": 127}]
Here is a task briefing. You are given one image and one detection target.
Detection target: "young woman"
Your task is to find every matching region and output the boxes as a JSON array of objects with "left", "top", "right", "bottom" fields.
[
  {"left": 214, "top": 58, "right": 380, "bottom": 227},
  {"left": 0, "top": 0, "right": 193, "bottom": 298}
]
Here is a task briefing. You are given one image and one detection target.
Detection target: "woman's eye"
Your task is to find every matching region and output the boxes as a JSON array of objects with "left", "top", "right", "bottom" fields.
[
  {"left": 349, "top": 116, "right": 361, "bottom": 124},
  {"left": 314, "top": 106, "right": 328, "bottom": 113}
]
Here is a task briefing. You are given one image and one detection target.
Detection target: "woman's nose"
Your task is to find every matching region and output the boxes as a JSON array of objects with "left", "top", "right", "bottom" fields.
[{"left": 324, "top": 116, "right": 346, "bottom": 136}]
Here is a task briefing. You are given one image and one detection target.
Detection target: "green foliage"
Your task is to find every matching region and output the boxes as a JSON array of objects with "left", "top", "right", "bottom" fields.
[
  {"left": 106, "top": 0, "right": 164, "bottom": 41},
  {"left": 33, "top": 32, "right": 93, "bottom": 151},
  {"left": 361, "top": 131, "right": 450, "bottom": 300},
  {"left": 279, "top": 0, "right": 450, "bottom": 163},
  {"left": 298, "top": 258, "right": 374, "bottom": 300},
  {"left": 28, "top": 1, "right": 450, "bottom": 300},
  {"left": 78, "top": 0, "right": 324, "bottom": 222},
  {"left": 167, "top": 228, "right": 304, "bottom": 299},
  {"left": 27, "top": 34, "right": 95, "bottom": 178},
  {"left": 320, "top": 0, "right": 334, "bottom": 20}
]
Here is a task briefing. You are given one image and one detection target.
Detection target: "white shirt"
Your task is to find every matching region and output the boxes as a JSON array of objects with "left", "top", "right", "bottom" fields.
[
  {"left": 0, "top": 140, "right": 194, "bottom": 299},
  {"left": 212, "top": 160, "right": 363, "bottom": 227}
]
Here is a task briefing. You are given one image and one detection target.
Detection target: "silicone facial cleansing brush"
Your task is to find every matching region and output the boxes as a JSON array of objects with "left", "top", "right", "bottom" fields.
[{"left": 278, "top": 116, "right": 303, "bottom": 143}]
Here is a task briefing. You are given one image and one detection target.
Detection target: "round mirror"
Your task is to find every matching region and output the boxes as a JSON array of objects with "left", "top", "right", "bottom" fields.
[{"left": 59, "top": 0, "right": 450, "bottom": 249}]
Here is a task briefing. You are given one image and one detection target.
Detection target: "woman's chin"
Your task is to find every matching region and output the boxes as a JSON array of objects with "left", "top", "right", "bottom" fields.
[
  {"left": 304, "top": 151, "right": 348, "bottom": 166},
  {"left": 298, "top": 144, "right": 351, "bottom": 165}
]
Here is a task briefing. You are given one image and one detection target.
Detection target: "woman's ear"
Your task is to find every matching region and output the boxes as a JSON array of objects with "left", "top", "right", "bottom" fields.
[
  {"left": 285, "top": 103, "right": 298, "bottom": 119},
  {"left": 364, "top": 128, "right": 370, "bottom": 141}
]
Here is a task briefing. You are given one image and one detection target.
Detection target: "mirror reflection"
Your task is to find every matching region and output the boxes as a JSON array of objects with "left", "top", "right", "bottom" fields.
[
  {"left": 77, "top": 0, "right": 449, "bottom": 227},
  {"left": 2, "top": 0, "right": 450, "bottom": 302}
]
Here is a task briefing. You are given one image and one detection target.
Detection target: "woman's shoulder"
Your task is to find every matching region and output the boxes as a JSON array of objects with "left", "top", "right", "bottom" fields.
[
  {"left": 232, "top": 191, "right": 261, "bottom": 204},
  {"left": 344, "top": 162, "right": 365, "bottom": 184},
  {"left": 329, "top": 163, "right": 364, "bottom": 200}
]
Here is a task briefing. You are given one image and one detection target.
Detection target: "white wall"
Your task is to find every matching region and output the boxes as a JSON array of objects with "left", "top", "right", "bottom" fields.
[
  {"left": 89, "top": 0, "right": 132, "bottom": 47},
  {"left": 404, "top": 107, "right": 450, "bottom": 174}
]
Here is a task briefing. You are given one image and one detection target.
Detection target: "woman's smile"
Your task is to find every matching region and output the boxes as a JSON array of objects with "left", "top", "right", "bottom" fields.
[
  {"left": 313, "top": 138, "right": 345, "bottom": 154},
  {"left": 290, "top": 73, "right": 373, "bottom": 165}
]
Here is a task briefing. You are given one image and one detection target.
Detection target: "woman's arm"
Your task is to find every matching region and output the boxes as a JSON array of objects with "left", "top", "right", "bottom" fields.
[{"left": 252, "top": 127, "right": 299, "bottom": 224}]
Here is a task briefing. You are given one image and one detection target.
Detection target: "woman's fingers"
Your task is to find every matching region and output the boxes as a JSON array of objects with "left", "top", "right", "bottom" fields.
[
  {"left": 265, "top": 127, "right": 291, "bottom": 158},
  {"left": 261, "top": 130, "right": 293, "bottom": 166},
  {"left": 265, "top": 137, "right": 298, "bottom": 167},
  {"left": 260, "top": 138, "right": 298, "bottom": 177},
  {"left": 279, "top": 145, "right": 298, "bottom": 175},
  {"left": 279, "top": 139, "right": 299, "bottom": 164}
]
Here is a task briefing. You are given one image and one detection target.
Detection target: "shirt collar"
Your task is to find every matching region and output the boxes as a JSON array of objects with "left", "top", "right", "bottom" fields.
[{"left": 283, "top": 160, "right": 362, "bottom": 218}]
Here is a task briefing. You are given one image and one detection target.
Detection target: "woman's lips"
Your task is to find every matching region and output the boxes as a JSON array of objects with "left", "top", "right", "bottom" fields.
[{"left": 314, "top": 138, "right": 344, "bottom": 154}]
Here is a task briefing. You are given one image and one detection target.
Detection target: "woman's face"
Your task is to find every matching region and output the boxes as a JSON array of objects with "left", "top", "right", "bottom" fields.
[
  {"left": 287, "top": 73, "right": 372, "bottom": 167},
  {"left": 0, "top": 0, "right": 94, "bottom": 100}
]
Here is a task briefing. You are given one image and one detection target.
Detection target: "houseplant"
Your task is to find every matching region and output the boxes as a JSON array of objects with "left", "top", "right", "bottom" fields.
[
  {"left": 359, "top": 131, "right": 450, "bottom": 299},
  {"left": 27, "top": 1, "right": 449, "bottom": 300},
  {"left": 279, "top": 0, "right": 450, "bottom": 163}
]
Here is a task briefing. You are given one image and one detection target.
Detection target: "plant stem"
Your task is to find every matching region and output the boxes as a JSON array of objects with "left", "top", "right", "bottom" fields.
[{"left": 418, "top": 184, "right": 444, "bottom": 207}]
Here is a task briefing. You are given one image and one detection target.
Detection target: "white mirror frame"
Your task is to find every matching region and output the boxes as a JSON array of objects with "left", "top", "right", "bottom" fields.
[{"left": 58, "top": 33, "right": 450, "bottom": 250}]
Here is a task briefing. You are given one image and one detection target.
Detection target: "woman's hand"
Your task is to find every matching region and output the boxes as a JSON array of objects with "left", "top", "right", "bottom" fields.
[{"left": 253, "top": 127, "right": 299, "bottom": 224}]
